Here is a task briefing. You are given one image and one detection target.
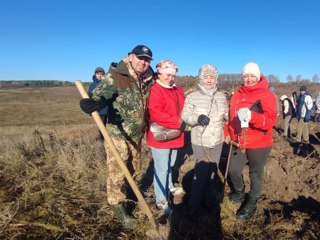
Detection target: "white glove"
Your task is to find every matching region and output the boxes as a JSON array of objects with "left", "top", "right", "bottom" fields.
[{"left": 237, "top": 108, "right": 251, "bottom": 128}]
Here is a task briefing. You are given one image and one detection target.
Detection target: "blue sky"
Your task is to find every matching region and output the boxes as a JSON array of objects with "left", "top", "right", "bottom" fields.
[{"left": 0, "top": 0, "right": 319, "bottom": 82}]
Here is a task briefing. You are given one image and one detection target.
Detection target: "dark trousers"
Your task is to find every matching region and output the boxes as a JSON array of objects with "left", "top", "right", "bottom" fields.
[{"left": 228, "top": 147, "right": 271, "bottom": 202}]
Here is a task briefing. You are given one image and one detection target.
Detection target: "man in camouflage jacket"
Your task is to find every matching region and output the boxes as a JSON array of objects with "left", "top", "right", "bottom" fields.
[{"left": 80, "top": 45, "right": 154, "bottom": 229}]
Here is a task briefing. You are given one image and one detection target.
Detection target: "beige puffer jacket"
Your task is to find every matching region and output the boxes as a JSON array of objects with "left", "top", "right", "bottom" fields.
[{"left": 181, "top": 85, "right": 228, "bottom": 148}]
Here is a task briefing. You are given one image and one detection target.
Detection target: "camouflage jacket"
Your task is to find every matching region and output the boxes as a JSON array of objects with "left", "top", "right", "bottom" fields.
[{"left": 92, "top": 57, "right": 154, "bottom": 144}]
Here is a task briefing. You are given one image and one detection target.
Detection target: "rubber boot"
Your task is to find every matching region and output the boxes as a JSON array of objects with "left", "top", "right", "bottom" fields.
[
  {"left": 228, "top": 189, "right": 245, "bottom": 203},
  {"left": 236, "top": 197, "right": 257, "bottom": 221},
  {"left": 156, "top": 205, "right": 172, "bottom": 225},
  {"left": 111, "top": 204, "right": 138, "bottom": 230}
]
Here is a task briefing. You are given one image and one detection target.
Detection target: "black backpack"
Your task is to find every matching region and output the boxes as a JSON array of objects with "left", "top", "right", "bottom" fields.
[{"left": 285, "top": 98, "right": 296, "bottom": 118}]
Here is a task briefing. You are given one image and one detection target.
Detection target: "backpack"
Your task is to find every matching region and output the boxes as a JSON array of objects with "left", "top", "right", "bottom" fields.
[{"left": 284, "top": 98, "right": 296, "bottom": 118}]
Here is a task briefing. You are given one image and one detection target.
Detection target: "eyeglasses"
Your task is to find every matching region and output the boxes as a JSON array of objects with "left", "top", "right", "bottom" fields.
[{"left": 135, "top": 55, "right": 151, "bottom": 63}]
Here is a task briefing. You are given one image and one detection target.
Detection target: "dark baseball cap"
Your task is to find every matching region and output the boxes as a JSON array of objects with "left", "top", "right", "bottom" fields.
[
  {"left": 94, "top": 67, "right": 105, "bottom": 74},
  {"left": 128, "top": 45, "right": 153, "bottom": 60},
  {"left": 300, "top": 85, "right": 307, "bottom": 91}
]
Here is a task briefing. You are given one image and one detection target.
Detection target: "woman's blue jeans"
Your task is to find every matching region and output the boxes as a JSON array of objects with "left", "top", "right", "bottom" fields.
[{"left": 151, "top": 147, "right": 177, "bottom": 204}]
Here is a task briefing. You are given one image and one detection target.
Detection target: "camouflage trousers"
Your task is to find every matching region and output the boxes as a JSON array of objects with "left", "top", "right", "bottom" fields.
[{"left": 104, "top": 138, "right": 140, "bottom": 205}]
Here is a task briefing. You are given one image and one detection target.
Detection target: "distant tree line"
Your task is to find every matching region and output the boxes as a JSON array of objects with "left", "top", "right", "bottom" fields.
[
  {"left": 176, "top": 73, "right": 282, "bottom": 92},
  {"left": 0, "top": 80, "right": 74, "bottom": 89},
  {"left": 1, "top": 73, "right": 318, "bottom": 91},
  {"left": 286, "top": 74, "right": 319, "bottom": 83},
  {"left": 176, "top": 74, "right": 243, "bottom": 93},
  {"left": 176, "top": 73, "right": 319, "bottom": 93}
]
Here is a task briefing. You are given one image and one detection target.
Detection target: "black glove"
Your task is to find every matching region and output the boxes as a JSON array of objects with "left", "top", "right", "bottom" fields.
[
  {"left": 80, "top": 97, "right": 108, "bottom": 114},
  {"left": 198, "top": 114, "right": 210, "bottom": 126}
]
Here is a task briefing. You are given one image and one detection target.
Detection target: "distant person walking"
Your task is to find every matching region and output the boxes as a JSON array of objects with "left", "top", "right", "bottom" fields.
[
  {"left": 269, "top": 86, "right": 280, "bottom": 116},
  {"left": 181, "top": 64, "right": 228, "bottom": 217},
  {"left": 88, "top": 67, "right": 108, "bottom": 139},
  {"left": 280, "top": 95, "right": 295, "bottom": 140},
  {"left": 294, "top": 85, "right": 313, "bottom": 143},
  {"left": 314, "top": 92, "right": 320, "bottom": 122},
  {"left": 225, "top": 62, "right": 277, "bottom": 221},
  {"left": 291, "top": 91, "right": 298, "bottom": 110}
]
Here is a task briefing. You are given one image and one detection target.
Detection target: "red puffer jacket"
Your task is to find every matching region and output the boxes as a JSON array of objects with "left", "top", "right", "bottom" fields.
[
  {"left": 227, "top": 75, "right": 277, "bottom": 149},
  {"left": 147, "top": 81, "right": 185, "bottom": 149}
]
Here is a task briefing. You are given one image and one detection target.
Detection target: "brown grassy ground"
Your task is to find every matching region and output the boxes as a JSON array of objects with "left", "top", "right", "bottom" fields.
[{"left": 0, "top": 86, "right": 319, "bottom": 239}]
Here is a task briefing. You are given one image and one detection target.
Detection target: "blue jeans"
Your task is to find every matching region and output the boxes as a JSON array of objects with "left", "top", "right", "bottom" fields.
[{"left": 151, "top": 147, "right": 177, "bottom": 204}]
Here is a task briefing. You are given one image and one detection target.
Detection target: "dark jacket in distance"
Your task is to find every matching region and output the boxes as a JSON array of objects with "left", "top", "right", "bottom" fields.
[{"left": 88, "top": 75, "right": 108, "bottom": 116}]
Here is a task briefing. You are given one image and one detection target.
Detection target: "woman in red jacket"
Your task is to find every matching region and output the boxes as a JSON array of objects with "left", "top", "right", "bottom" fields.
[
  {"left": 147, "top": 60, "right": 186, "bottom": 220},
  {"left": 225, "top": 62, "right": 277, "bottom": 221}
]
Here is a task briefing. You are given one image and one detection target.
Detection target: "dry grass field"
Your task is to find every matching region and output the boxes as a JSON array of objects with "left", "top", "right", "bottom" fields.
[
  {"left": 0, "top": 85, "right": 319, "bottom": 240},
  {"left": 0, "top": 87, "right": 147, "bottom": 239}
]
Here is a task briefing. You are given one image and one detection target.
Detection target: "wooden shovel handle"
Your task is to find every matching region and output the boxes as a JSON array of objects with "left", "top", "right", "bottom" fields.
[
  {"left": 75, "top": 80, "right": 158, "bottom": 230},
  {"left": 223, "top": 140, "right": 239, "bottom": 186}
]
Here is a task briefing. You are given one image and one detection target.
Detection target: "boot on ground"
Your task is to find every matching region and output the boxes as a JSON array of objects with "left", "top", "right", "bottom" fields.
[
  {"left": 228, "top": 189, "right": 245, "bottom": 203},
  {"left": 111, "top": 204, "right": 138, "bottom": 230},
  {"left": 236, "top": 197, "right": 257, "bottom": 221}
]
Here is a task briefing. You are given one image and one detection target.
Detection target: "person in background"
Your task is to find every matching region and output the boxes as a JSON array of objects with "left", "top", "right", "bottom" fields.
[
  {"left": 181, "top": 64, "right": 228, "bottom": 218},
  {"left": 80, "top": 45, "right": 154, "bottom": 229},
  {"left": 280, "top": 95, "right": 295, "bottom": 140},
  {"left": 294, "top": 85, "right": 313, "bottom": 143},
  {"left": 225, "top": 62, "right": 277, "bottom": 221},
  {"left": 269, "top": 86, "right": 280, "bottom": 116},
  {"left": 88, "top": 67, "right": 108, "bottom": 139},
  {"left": 147, "top": 60, "right": 185, "bottom": 221},
  {"left": 291, "top": 91, "right": 298, "bottom": 110},
  {"left": 225, "top": 92, "right": 231, "bottom": 101},
  {"left": 314, "top": 92, "right": 320, "bottom": 122}
]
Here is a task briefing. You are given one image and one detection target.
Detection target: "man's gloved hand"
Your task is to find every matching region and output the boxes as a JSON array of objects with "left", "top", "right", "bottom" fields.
[
  {"left": 198, "top": 114, "right": 210, "bottom": 126},
  {"left": 237, "top": 108, "right": 252, "bottom": 128},
  {"left": 80, "top": 97, "right": 108, "bottom": 114}
]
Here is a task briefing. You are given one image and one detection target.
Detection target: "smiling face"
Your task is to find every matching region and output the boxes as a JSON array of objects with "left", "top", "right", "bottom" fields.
[
  {"left": 242, "top": 74, "right": 259, "bottom": 86},
  {"left": 241, "top": 62, "right": 260, "bottom": 86},
  {"left": 203, "top": 74, "right": 216, "bottom": 89},
  {"left": 158, "top": 73, "right": 176, "bottom": 86},
  {"left": 156, "top": 60, "right": 178, "bottom": 86},
  {"left": 128, "top": 54, "right": 151, "bottom": 75},
  {"left": 95, "top": 71, "right": 104, "bottom": 81},
  {"left": 198, "top": 64, "right": 219, "bottom": 90}
]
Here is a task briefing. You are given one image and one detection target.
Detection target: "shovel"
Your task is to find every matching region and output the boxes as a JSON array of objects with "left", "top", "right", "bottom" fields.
[
  {"left": 222, "top": 140, "right": 239, "bottom": 199},
  {"left": 75, "top": 81, "right": 160, "bottom": 234}
]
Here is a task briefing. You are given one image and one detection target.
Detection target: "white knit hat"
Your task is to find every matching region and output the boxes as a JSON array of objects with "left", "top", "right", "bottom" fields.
[
  {"left": 280, "top": 95, "right": 287, "bottom": 101},
  {"left": 242, "top": 62, "right": 261, "bottom": 80}
]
